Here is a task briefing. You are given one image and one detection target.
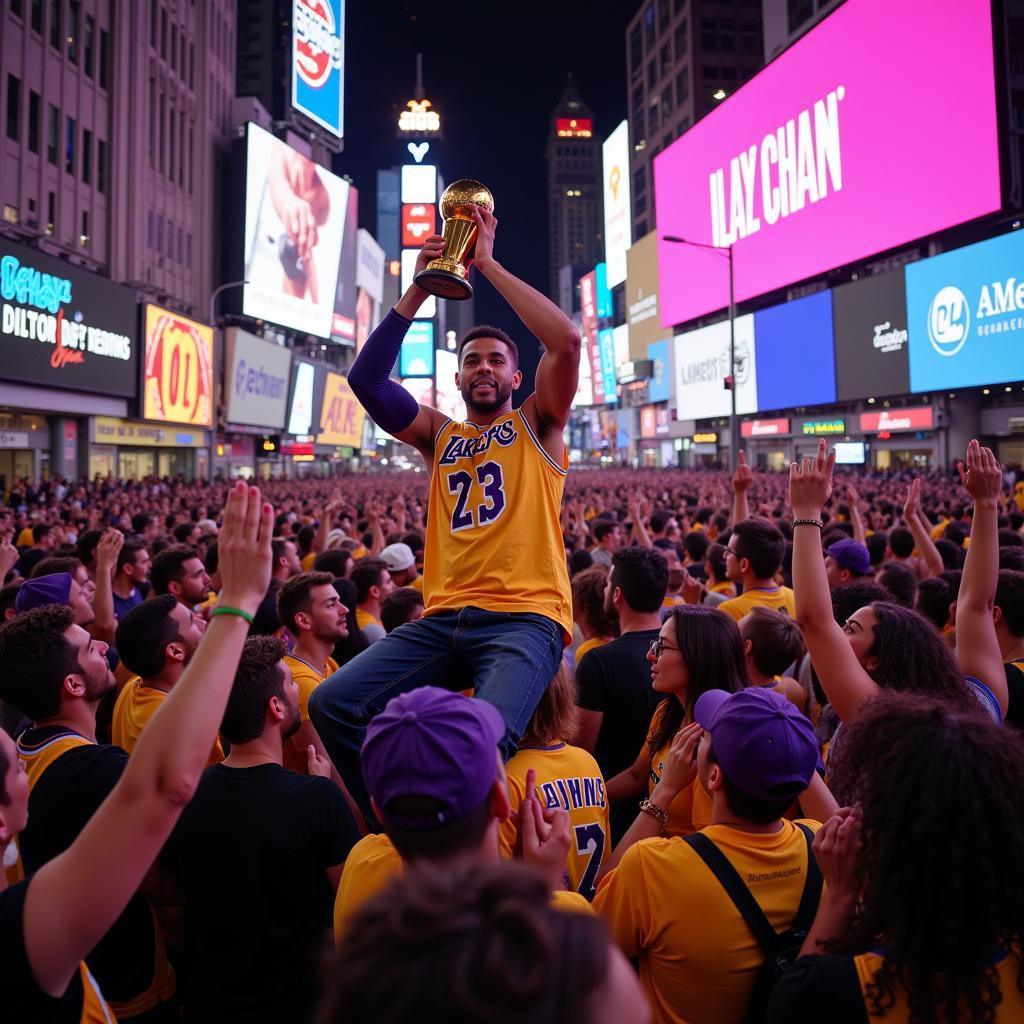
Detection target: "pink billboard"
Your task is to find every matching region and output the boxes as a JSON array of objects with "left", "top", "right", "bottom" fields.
[{"left": 654, "top": 0, "right": 1001, "bottom": 329}]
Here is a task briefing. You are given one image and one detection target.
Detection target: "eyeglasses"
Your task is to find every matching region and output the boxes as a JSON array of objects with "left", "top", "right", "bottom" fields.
[{"left": 649, "top": 638, "right": 680, "bottom": 659}]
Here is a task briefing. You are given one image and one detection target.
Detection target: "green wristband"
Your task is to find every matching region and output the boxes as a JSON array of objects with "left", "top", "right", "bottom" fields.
[{"left": 211, "top": 605, "right": 254, "bottom": 625}]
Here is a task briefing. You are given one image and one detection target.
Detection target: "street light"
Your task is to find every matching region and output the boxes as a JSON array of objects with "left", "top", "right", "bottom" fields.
[
  {"left": 662, "top": 235, "right": 739, "bottom": 470},
  {"left": 207, "top": 280, "right": 248, "bottom": 484},
  {"left": 208, "top": 279, "right": 249, "bottom": 329}
]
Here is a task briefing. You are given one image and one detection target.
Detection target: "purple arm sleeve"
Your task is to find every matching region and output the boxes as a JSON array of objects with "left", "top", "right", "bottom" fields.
[{"left": 346, "top": 309, "right": 420, "bottom": 435}]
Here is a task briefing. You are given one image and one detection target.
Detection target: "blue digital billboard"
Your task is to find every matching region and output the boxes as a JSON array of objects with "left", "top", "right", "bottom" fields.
[
  {"left": 906, "top": 230, "right": 1024, "bottom": 393},
  {"left": 647, "top": 338, "right": 672, "bottom": 404},
  {"left": 597, "top": 328, "right": 618, "bottom": 405},
  {"left": 399, "top": 320, "right": 435, "bottom": 377},
  {"left": 292, "top": 0, "right": 345, "bottom": 139},
  {"left": 753, "top": 290, "right": 835, "bottom": 410}
]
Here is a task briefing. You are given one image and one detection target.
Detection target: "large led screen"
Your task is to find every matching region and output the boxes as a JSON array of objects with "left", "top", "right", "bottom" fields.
[
  {"left": 906, "top": 230, "right": 1024, "bottom": 393},
  {"left": 832, "top": 271, "right": 909, "bottom": 400},
  {"left": 673, "top": 315, "right": 756, "bottom": 421},
  {"left": 753, "top": 290, "right": 835, "bottom": 410},
  {"left": 243, "top": 123, "right": 351, "bottom": 338},
  {"left": 654, "top": 0, "right": 1001, "bottom": 328},
  {"left": 143, "top": 305, "right": 214, "bottom": 426},
  {"left": 292, "top": 0, "right": 345, "bottom": 138}
]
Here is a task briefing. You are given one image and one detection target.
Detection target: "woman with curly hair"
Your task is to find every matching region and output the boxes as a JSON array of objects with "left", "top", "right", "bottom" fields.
[
  {"left": 320, "top": 860, "right": 649, "bottom": 1024},
  {"left": 769, "top": 692, "right": 1024, "bottom": 1024}
]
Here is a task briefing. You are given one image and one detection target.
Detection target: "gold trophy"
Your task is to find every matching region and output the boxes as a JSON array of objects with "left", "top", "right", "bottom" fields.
[{"left": 414, "top": 179, "right": 494, "bottom": 300}]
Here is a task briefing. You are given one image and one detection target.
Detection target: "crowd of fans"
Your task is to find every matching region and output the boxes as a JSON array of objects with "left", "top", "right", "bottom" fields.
[{"left": 2, "top": 443, "right": 1024, "bottom": 1023}]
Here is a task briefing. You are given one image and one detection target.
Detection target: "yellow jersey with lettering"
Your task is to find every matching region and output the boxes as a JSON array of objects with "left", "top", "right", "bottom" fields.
[
  {"left": 641, "top": 703, "right": 712, "bottom": 838},
  {"left": 111, "top": 677, "right": 223, "bottom": 767},
  {"left": 282, "top": 654, "right": 338, "bottom": 774},
  {"left": 718, "top": 585, "right": 796, "bottom": 623},
  {"left": 500, "top": 742, "right": 610, "bottom": 900},
  {"left": 425, "top": 409, "right": 572, "bottom": 642}
]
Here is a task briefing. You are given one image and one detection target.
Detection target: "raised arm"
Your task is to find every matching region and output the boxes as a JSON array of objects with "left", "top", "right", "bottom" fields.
[
  {"left": 731, "top": 450, "right": 752, "bottom": 526},
  {"left": 791, "top": 440, "right": 880, "bottom": 725},
  {"left": 311, "top": 492, "right": 343, "bottom": 558},
  {"left": 22, "top": 483, "right": 274, "bottom": 998},
  {"left": 467, "top": 208, "right": 580, "bottom": 438},
  {"left": 903, "top": 479, "right": 943, "bottom": 579},
  {"left": 846, "top": 484, "right": 867, "bottom": 546},
  {"left": 954, "top": 441, "right": 1008, "bottom": 717},
  {"left": 347, "top": 236, "right": 448, "bottom": 459},
  {"left": 88, "top": 528, "right": 122, "bottom": 644}
]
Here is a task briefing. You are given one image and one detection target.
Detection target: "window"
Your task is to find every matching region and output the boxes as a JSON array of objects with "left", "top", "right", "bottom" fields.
[
  {"left": 660, "top": 41, "right": 672, "bottom": 78},
  {"left": 46, "top": 103, "right": 58, "bottom": 163},
  {"left": 643, "top": 3, "right": 656, "bottom": 48},
  {"left": 188, "top": 125, "right": 193, "bottom": 192},
  {"left": 661, "top": 85, "right": 674, "bottom": 119},
  {"left": 48, "top": 0, "right": 60, "bottom": 48},
  {"left": 80, "top": 210, "right": 89, "bottom": 246},
  {"left": 156, "top": 214, "right": 163, "bottom": 254},
  {"left": 159, "top": 92, "right": 165, "bottom": 171},
  {"left": 704, "top": 65, "right": 719, "bottom": 79},
  {"left": 178, "top": 109, "right": 185, "bottom": 185},
  {"left": 64, "top": 116, "right": 75, "bottom": 174},
  {"left": 149, "top": 77, "right": 155, "bottom": 165},
  {"left": 68, "top": 1, "right": 80, "bottom": 63},
  {"left": 10, "top": 0, "right": 23, "bottom": 16},
  {"left": 634, "top": 192, "right": 648, "bottom": 216},
  {"left": 787, "top": 0, "right": 814, "bottom": 34},
  {"left": 99, "top": 30, "right": 109, "bottom": 88},
  {"left": 673, "top": 0, "right": 685, "bottom": 13},
  {"left": 633, "top": 107, "right": 645, "bottom": 140},
  {"left": 171, "top": 24, "right": 177, "bottom": 68},
  {"left": 740, "top": 21, "right": 760, "bottom": 53},
  {"left": 187, "top": 233, "right": 192, "bottom": 266},
  {"left": 147, "top": 209, "right": 154, "bottom": 248},
  {"left": 6, "top": 74, "right": 21, "bottom": 141},
  {"left": 658, "top": 0, "right": 670, "bottom": 31},
  {"left": 633, "top": 165, "right": 648, "bottom": 196},
  {"left": 676, "top": 66, "right": 689, "bottom": 104},
  {"left": 28, "top": 90, "right": 39, "bottom": 152},
  {"left": 630, "top": 25, "right": 642, "bottom": 75},
  {"left": 46, "top": 190, "right": 55, "bottom": 234},
  {"left": 82, "top": 127, "right": 91, "bottom": 183},
  {"left": 150, "top": 0, "right": 156, "bottom": 46},
  {"left": 675, "top": 20, "right": 688, "bottom": 60},
  {"left": 648, "top": 95, "right": 660, "bottom": 133},
  {"left": 30, "top": 0, "right": 42, "bottom": 32},
  {"left": 160, "top": 7, "right": 167, "bottom": 59},
  {"left": 177, "top": 226, "right": 183, "bottom": 263},
  {"left": 702, "top": 17, "right": 716, "bottom": 50},
  {"left": 647, "top": 61, "right": 657, "bottom": 90},
  {"left": 84, "top": 15, "right": 95, "bottom": 76},
  {"left": 97, "top": 138, "right": 106, "bottom": 192},
  {"left": 189, "top": 41, "right": 194, "bottom": 89},
  {"left": 168, "top": 99, "right": 175, "bottom": 181}
]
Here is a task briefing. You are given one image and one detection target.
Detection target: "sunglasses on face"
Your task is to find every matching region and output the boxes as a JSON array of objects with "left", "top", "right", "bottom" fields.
[{"left": 649, "top": 637, "right": 679, "bottom": 659}]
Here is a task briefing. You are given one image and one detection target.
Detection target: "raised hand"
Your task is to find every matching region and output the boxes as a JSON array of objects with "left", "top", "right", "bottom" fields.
[
  {"left": 903, "top": 477, "right": 921, "bottom": 521},
  {"left": 468, "top": 206, "right": 497, "bottom": 271},
  {"left": 812, "top": 807, "right": 862, "bottom": 901},
  {"left": 413, "top": 234, "right": 446, "bottom": 278},
  {"left": 95, "top": 528, "right": 124, "bottom": 577},
  {"left": 217, "top": 482, "right": 274, "bottom": 617},
  {"left": 958, "top": 439, "right": 1002, "bottom": 506},
  {"left": 790, "top": 439, "right": 836, "bottom": 519},
  {"left": 656, "top": 721, "right": 703, "bottom": 797},
  {"left": 0, "top": 528, "right": 18, "bottom": 581},
  {"left": 518, "top": 768, "right": 571, "bottom": 890},
  {"left": 732, "top": 449, "right": 753, "bottom": 493}
]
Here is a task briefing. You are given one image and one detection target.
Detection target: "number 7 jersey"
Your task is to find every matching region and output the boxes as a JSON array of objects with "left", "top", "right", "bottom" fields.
[{"left": 424, "top": 408, "right": 573, "bottom": 643}]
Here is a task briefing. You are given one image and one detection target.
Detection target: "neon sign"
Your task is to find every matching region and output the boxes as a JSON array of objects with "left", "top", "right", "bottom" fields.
[{"left": 398, "top": 99, "right": 440, "bottom": 134}]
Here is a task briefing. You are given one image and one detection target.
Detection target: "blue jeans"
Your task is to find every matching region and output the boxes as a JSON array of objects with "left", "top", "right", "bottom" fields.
[{"left": 308, "top": 607, "right": 564, "bottom": 817}]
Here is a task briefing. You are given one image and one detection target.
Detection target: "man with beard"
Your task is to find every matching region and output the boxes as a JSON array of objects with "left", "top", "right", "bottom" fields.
[
  {"left": 162, "top": 636, "right": 360, "bottom": 1024},
  {"left": 312, "top": 210, "right": 580, "bottom": 817},
  {"left": 112, "top": 595, "right": 222, "bottom": 765},
  {"left": 0, "top": 604, "right": 178, "bottom": 1020}
]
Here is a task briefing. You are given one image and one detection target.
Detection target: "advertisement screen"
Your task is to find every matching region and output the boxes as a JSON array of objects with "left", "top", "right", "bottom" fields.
[
  {"left": 602, "top": 120, "right": 632, "bottom": 288},
  {"left": 832, "top": 270, "right": 909, "bottom": 400},
  {"left": 834, "top": 441, "right": 866, "bottom": 464},
  {"left": 400, "top": 320, "right": 435, "bottom": 377},
  {"left": 859, "top": 405, "right": 934, "bottom": 433},
  {"left": 143, "top": 305, "right": 214, "bottom": 426},
  {"left": 647, "top": 338, "right": 672, "bottom": 404},
  {"left": 401, "top": 165, "right": 437, "bottom": 204},
  {"left": 753, "top": 290, "right": 835, "bottom": 409},
  {"left": 243, "top": 123, "right": 350, "bottom": 338},
  {"left": 741, "top": 418, "right": 789, "bottom": 437},
  {"left": 654, "top": 0, "right": 1001, "bottom": 328},
  {"left": 225, "top": 328, "right": 293, "bottom": 429},
  {"left": 435, "top": 349, "right": 463, "bottom": 421},
  {"left": 626, "top": 231, "right": 661, "bottom": 358},
  {"left": 613, "top": 324, "right": 630, "bottom": 377},
  {"left": 355, "top": 228, "right": 385, "bottom": 303},
  {"left": 673, "top": 315, "right": 757, "bottom": 421},
  {"left": 400, "top": 249, "right": 436, "bottom": 319},
  {"left": 402, "top": 203, "right": 436, "bottom": 247},
  {"left": 597, "top": 328, "right": 618, "bottom": 404},
  {"left": 579, "top": 271, "right": 605, "bottom": 405},
  {"left": 572, "top": 347, "right": 594, "bottom": 408},
  {"left": 317, "top": 371, "right": 364, "bottom": 447},
  {"left": 331, "top": 184, "right": 360, "bottom": 342},
  {"left": 287, "top": 360, "right": 318, "bottom": 435},
  {"left": 292, "top": 0, "right": 345, "bottom": 138},
  {"left": 400, "top": 377, "right": 433, "bottom": 407},
  {"left": 906, "top": 230, "right": 1024, "bottom": 393},
  {"left": 0, "top": 238, "right": 138, "bottom": 397}
]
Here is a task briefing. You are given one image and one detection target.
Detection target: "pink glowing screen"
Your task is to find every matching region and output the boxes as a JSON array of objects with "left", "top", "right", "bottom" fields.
[{"left": 654, "top": 0, "right": 1001, "bottom": 328}]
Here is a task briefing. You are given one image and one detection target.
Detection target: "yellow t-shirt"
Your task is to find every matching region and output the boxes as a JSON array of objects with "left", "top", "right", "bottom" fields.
[
  {"left": 355, "top": 609, "right": 382, "bottom": 632},
  {"left": 424, "top": 410, "right": 573, "bottom": 643},
  {"left": 575, "top": 636, "right": 611, "bottom": 663},
  {"left": 662, "top": 594, "right": 685, "bottom": 609},
  {"left": 641, "top": 703, "right": 712, "bottom": 838},
  {"left": 718, "top": 585, "right": 796, "bottom": 623},
  {"left": 16, "top": 526, "right": 34, "bottom": 547},
  {"left": 410, "top": 574, "right": 424, "bottom": 594},
  {"left": 595, "top": 820, "right": 822, "bottom": 1024},
  {"left": 500, "top": 741, "right": 610, "bottom": 900},
  {"left": 282, "top": 653, "right": 338, "bottom": 775},
  {"left": 334, "top": 833, "right": 593, "bottom": 945},
  {"left": 112, "top": 677, "right": 223, "bottom": 766},
  {"left": 709, "top": 581, "right": 737, "bottom": 597}
]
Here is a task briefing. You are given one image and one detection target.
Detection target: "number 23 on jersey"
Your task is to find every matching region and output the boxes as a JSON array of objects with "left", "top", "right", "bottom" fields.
[{"left": 445, "top": 461, "right": 507, "bottom": 533}]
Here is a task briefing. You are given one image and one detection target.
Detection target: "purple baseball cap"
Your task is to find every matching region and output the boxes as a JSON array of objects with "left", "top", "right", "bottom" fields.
[
  {"left": 361, "top": 686, "right": 505, "bottom": 830},
  {"left": 826, "top": 538, "right": 872, "bottom": 576},
  {"left": 14, "top": 572, "right": 73, "bottom": 614},
  {"left": 694, "top": 688, "right": 819, "bottom": 802}
]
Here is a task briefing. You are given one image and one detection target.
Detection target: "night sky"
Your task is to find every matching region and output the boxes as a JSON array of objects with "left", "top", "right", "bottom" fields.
[{"left": 337, "top": 0, "right": 636, "bottom": 390}]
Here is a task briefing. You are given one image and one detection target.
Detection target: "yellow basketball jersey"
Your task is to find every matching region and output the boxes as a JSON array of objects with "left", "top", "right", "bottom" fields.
[
  {"left": 424, "top": 409, "right": 572, "bottom": 641},
  {"left": 501, "top": 741, "right": 610, "bottom": 900}
]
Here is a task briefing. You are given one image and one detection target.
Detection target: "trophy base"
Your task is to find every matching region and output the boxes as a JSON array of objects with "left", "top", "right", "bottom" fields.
[{"left": 414, "top": 268, "right": 474, "bottom": 301}]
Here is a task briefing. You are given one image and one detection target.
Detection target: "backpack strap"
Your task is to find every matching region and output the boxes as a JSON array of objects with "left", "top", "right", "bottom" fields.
[{"left": 684, "top": 823, "right": 821, "bottom": 954}]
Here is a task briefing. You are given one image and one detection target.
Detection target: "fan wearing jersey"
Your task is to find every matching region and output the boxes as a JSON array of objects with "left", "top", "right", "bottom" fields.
[{"left": 310, "top": 212, "right": 581, "bottom": 816}]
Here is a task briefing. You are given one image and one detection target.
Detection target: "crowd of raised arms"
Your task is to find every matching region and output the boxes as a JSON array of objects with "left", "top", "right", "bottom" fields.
[{"left": 1, "top": 442, "right": 1024, "bottom": 1024}]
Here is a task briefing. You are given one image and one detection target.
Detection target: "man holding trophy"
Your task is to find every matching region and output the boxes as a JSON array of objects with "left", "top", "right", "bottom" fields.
[{"left": 309, "top": 182, "right": 581, "bottom": 816}]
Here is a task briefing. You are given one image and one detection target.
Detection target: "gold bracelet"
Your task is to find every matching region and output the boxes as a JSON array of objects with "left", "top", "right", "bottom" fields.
[{"left": 638, "top": 798, "right": 669, "bottom": 836}]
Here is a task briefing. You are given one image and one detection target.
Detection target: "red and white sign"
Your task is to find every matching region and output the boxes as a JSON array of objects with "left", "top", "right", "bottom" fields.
[
  {"left": 654, "top": 0, "right": 1000, "bottom": 328},
  {"left": 741, "top": 418, "right": 790, "bottom": 438},
  {"left": 858, "top": 406, "right": 933, "bottom": 433},
  {"left": 402, "top": 204, "right": 436, "bottom": 247},
  {"left": 640, "top": 406, "right": 657, "bottom": 438}
]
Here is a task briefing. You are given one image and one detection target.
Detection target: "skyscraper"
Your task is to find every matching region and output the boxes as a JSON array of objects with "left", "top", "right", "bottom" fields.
[{"left": 546, "top": 75, "right": 604, "bottom": 300}]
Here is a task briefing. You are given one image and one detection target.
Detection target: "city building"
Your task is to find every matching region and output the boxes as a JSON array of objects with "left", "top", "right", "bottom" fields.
[
  {"left": 625, "top": 0, "right": 763, "bottom": 241},
  {"left": 546, "top": 74, "right": 604, "bottom": 300},
  {"left": 761, "top": 0, "right": 842, "bottom": 63}
]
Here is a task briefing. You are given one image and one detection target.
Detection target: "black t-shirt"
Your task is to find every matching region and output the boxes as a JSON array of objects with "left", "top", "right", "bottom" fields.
[
  {"left": 17, "top": 726, "right": 165, "bottom": 1006},
  {"left": 576, "top": 629, "right": 661, "bottom": 842},
  {"left": 0, "top": 878, "right": 88, "bottom": 1023},
  {"left": 164, "top": 762, "right": 359, "bottom": 1024},
  {"left": 1004, "top": 662, "right": 1024, "bottom": 731},
  {"left": 249, "top": 579, "right": 282, "bottom": 636},
  {"left": 16, "top": 546, "right": 49, "bottom": 578},
  {"left": 767, "top": 954, "right": 872, "bottom": 1023}
]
